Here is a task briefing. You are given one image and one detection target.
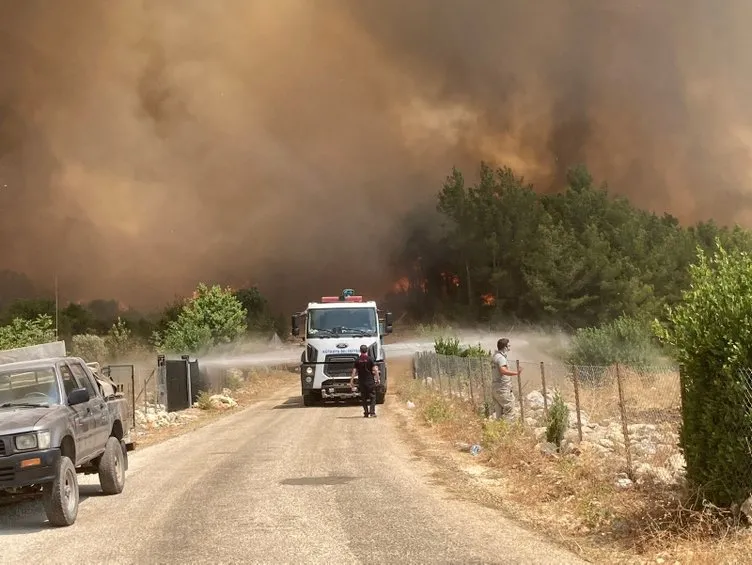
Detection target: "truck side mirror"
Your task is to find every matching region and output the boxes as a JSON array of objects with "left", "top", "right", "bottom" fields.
[
  {"left": 291, "top": 315, "right": 300, "bottom": 337},
  {"left": 67, "top": 387, "right": 90, "bottom": 406},
  {"left": 385, "top": 312, "right": 393, "bottom": 334}
]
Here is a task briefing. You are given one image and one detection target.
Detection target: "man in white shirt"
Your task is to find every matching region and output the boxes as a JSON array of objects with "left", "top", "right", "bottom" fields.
[{"left": 491, "top": 338, "right": 521, "bottom": 421}]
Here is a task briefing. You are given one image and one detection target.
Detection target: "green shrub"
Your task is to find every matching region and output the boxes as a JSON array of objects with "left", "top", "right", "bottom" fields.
[
  {"left": 195, "top": 390, "right": 214, "bottom": 410},
  {"left": 70, "top": 334, "right": 108, "bottom": 363},
  {"left": 481, "top": 418, "right": 510, "bottom": 449},
  {"left": 654, "top": 241, "right": 752, "bottom": 507},
  {"left": 566, "top": 315, "right": 664, "bottom": 381},
  {"left": 159, "top": 283, "right": 248, "bottom": 354},
  {"left": 104, "top": 317, "right": 133, "bottom": 361},
  {"left": 422, "top": 396, "right": 453, "bottom": 424},
  {"left": 434, "top": 336, "right": 463, "bottom": 356},
  {"left": 225, "top": 370, "right": 244, "bottom": 391},
  {"left": 461, "top": 343, "right": 488, "bottom": 358},
  {"left": 545, "top": 390, "right": 569, "bottom": 449},
  {"left": 0, "top": 315, "right": 55, "bottom": 350},
  {"left": 433, "top": 337, "right": 489, "bottom": 358}
]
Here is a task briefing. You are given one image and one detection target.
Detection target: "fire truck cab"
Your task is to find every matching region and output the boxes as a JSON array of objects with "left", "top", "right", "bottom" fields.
[{"left": 291, "top": 289, "right": 393, "bottom": 407}]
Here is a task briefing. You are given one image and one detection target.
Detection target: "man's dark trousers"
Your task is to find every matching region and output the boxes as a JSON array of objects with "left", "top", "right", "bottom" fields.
[{"left": 360, "top": 382, "right": 376, "bottom": 416}]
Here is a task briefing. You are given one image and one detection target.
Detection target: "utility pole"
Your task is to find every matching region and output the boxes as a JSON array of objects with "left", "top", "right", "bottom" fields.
[{"left": 54, "top": 273, "right": 59, "bottom": 341}]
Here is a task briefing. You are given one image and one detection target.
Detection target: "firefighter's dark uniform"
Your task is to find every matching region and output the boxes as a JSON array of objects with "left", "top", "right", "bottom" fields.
[{"left": 354, "top": 352, "right": 377, "bottom": 417}]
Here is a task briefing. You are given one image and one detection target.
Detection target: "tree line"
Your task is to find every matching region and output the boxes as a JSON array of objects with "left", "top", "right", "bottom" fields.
[
  {"left": 391, "top": 162, "right": 752, "bottom": 330},
  {"left": 0, "top": 281, "right": 284, "bottom": 360}
]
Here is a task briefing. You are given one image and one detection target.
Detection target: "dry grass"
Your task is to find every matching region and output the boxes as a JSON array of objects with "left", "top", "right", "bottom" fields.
[{"left": 392, "top": 369, "right": 752, "bottom": 565}]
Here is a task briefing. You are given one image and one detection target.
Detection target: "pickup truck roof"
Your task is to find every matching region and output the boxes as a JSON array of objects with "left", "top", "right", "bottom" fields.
[{"left": 0, "top": 357, "right": 71, "bottom": 372}]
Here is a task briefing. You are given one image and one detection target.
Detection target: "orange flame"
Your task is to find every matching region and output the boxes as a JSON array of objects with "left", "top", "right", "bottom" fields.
[
  {"left": 440, "top": 272, "right": 460, "bottom": 287},
  {"left": 481, "top": 293, "right": 496, "bottom": 306},
  {"left": 392, "top": 277, "right": 410, "bottom": 293},
  {"left": 391, "top": 277, "right": 427, "bottom": 293}
]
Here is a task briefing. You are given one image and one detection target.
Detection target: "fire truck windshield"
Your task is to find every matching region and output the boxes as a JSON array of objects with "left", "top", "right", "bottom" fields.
[{"left": 307, "top": 307, "right": 378, "bottom": 338}]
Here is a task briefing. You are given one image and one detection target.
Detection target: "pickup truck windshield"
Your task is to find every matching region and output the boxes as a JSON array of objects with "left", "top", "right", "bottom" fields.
[
  {"left": 308, "top": 307, "right": 378, "bottom": 337},
  {"left": 0, "top": 367, "right": 60, "bottom": 407}
]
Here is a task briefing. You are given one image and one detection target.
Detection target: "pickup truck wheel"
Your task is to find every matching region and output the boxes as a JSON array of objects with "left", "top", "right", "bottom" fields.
[
  {"left": 42, "top": 456, "right": 78, "bottom": 527},
  {"left": 98, "top": 436, "right": 126, "bottom": 495},
  {"left": 375, "top": 390, "right": 386, "bottom": 405}
]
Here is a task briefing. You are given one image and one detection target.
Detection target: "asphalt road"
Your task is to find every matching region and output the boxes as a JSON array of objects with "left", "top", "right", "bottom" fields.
[{"left": 0, "top": 386, "right": 585, "bottom": 565}]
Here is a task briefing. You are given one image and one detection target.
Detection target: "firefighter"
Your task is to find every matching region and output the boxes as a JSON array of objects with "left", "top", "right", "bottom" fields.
[{"left": 350, "top": 344, "right": 380, "bottom": 418}]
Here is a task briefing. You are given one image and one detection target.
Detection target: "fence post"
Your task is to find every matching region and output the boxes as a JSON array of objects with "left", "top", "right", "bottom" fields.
[
  {"left": 130, "top": 370, "right": 136, "bottom": 430},
  {"left": 572, "top": 366, "right": 583, "bottom": 442},
  {"left": 466, "top": 357, "right": 475, "bottom": 408},
  {"left": 540, "top": 361, "right": 549, "bottom": 418},
  {"left": 457, "top": 356, "right": 464, "bottom": 400},
  {"left": 481, "top": 356, "right": 490, "bottom": 418},
  {"left": 516, "top": 359, "right": 525, "bottom": 422},
  {"left": 446, "top": 357, "right": 454, "bottom": 398},
  {"left": 616, "top": 363, "right": 634, "bottom": 480}
]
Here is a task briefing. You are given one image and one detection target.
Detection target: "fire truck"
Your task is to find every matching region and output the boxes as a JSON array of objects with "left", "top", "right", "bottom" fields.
[{"left": 291, "top": 289, "right": 393, "bottom": 406}]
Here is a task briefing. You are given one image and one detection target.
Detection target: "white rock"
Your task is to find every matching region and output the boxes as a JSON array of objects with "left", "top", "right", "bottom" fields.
[
  {"left": 208, "top": 394, "right": 238, "bottom": 409},
  {"left": 740, "top": 495, "right": 752, "bottom": 523},
  {"left": 632, "top": 440, "right": 657, "bottom": 457},
  {"left": 628, "top": 423, "right": 657, "bottom": 436},
  {"left": 598, "top": 438, "right": 615, "bottom": 450},
  {"left": 568, "top": 410, "right": 590, "bottom": 429},
  {"left": 526, "top": 391, "right": 546, "bottom": 408},
  {"left": 666, "top": 453, "right": 686, "bottom": 474},
  {"left": 537, "top": 442, "right": 560, "bottom": 457},
  {"left": 634, "top": 463, "right": 674, "bottom": 485},
  {"left": 615, "top": 475, "right": 633, "bottom": 489}
]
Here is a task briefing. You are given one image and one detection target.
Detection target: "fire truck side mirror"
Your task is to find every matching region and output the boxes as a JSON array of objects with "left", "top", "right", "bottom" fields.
[{"left": 291, "top": 315, "right": 300, "bottom": 337}]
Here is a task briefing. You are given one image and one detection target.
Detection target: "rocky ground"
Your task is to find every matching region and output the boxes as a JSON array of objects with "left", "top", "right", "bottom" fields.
[{"left": 522, "top": 389, "right": 686, "bottom": 489}]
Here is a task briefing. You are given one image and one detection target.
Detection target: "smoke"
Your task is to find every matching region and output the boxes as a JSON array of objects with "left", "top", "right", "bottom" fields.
[{"left": 1, "top": 1, "right": 752, "bottom": 311}]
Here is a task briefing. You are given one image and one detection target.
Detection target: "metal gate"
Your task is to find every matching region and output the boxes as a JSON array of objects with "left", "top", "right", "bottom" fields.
[
  {"left": 164, "top": 357, "right": 204, "bottom": 412},
  {"left": 102, "top": 364, "right": 136, "bottom": 430},
  {"left": 165, "top": 360, "right": 189, "bottom": 412}
]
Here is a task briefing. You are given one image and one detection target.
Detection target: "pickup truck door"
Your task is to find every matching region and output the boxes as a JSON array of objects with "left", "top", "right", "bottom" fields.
[
  {"left": 68, "top": 361, "right": 111, "bottom": 454},
  {"left": 59, "top": 363, "right": 95, "bottom": 462}
]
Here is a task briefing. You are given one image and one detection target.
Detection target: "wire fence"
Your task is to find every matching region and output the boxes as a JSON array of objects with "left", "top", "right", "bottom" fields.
[{"left": 413, "top": 351, "right": 684, "bottom": 480}]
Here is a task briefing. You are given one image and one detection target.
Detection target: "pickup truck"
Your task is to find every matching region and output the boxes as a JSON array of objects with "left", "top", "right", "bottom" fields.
[{"left": 0, "top": 355, "right": 132, "bottom": 526}]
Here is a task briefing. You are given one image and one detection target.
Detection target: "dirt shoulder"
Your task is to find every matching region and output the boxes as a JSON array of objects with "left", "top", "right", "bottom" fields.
[
  {"left": 386, "top": 361, "right": 752, "bottom": 565},
  {"left": 130, "top": 369, "right": 296, "bottom": 450}
]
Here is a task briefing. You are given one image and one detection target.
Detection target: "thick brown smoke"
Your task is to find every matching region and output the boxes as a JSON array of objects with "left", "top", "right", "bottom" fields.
[{"left": 2, "top": 0, "right": 752, "bottom": 312}]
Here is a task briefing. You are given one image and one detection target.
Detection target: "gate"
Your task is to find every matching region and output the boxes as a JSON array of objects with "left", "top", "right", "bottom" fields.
[
  {"left": 164, "top": 357, "right": 204, "bottom": 412},
  {"left": 165, "top": 359, "right": 189, "bottom": 412},
  {"left": 103, "top": 364, "right": 136, "bottom": 430}
]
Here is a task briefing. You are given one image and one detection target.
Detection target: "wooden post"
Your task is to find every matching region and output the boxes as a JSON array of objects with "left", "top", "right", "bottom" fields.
[
  {"left": 572, "top": 366, "right": 583, "bottom": 442},
  {"left": 616, "top": 363, "right": 634, "bottom": 480},
  {"left": 540, "top": 361, "right": 549, "bottom": 418},
  {"left": 446, "top": 357, "right": 453, "bottom": 398},
  {"left": 482, "top": 357, "right": 491, "bottom": 418},
  {"left": 436, "top": 355, "right": 442, "bottom": 392},
  {"left": 467, "top": 357, "right": 475, "bottom": 408},
  {"left": 516, "top": 359, "right": 525, "bottom": 422}
]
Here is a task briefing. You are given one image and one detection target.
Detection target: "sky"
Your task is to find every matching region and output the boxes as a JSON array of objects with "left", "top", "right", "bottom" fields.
[{"left": 2, "top": 0, "right": 752, "bottom": 311}]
